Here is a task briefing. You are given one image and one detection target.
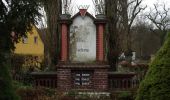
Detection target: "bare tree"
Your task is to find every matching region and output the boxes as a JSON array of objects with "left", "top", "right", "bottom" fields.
[
  {"left": 38, "top": 0, "right": 74, "bottom": 70},
  {"left": 92, "top": 0, "right": 105, "bottom": 14},
  {"left": 131, "top": 16, "right": 161, "bottom": 59},
  {"left": 119, "top": 0, "right": 146, "bottom": 51},
  {"left": 62, "top": 0, "right": 74, "bottom": 15},
  {"left": 106, "top": 0, "right": 146, "bottom": 51},
  {"left": 38, "top": 0, "right": 62, "bottom": 70},
  {"left": 105, "top": 0, "right": 146, "bottom": 69},
  {"left": 105, "top": 0, "right": 121, "bottom": 70},
  {"left": 146, "top": 2, "right": 170, "bottom": 45}
]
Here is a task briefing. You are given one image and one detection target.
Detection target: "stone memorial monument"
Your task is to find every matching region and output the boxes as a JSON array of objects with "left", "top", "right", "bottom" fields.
[{"left": 57, "top": 8, "right": 109, "bottom": 91}]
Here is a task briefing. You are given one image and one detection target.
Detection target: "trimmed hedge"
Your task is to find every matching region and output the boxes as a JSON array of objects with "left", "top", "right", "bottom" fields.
[{"left": 136, "top": 33, "right": 170, "bottom": 100}]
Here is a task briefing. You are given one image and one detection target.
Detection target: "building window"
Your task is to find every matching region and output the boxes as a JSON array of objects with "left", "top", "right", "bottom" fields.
[
  {"left": 22, "top": 36, "right": 28, "bottom": 44},
  {"left": 34, "top": 36, "right": 38, "bottom": 44}
]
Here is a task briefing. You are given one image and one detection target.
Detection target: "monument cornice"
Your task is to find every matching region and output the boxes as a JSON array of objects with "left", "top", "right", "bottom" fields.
[
  {"left": 71, "top": 11, "right": 95, "bottom": 20},
  {"left": 59, "top": 14, "right": 72, "bottom": 24},
  {"left": 57, "top": 63, "right": 110, "bottom": 69}
]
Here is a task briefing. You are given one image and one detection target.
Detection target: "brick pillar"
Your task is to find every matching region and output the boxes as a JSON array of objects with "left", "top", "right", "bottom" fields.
[
  {"left": 60, "top": 14, "right": 71, "bottom": 62},
  {"left": 97, "top": 24, "right": 104, "bottom": 61},
  {"left": 95, "top": 15, "right": 106, "bottom": 62},
  {"left": 61, "top": 23, "right": 68, "bottom": 61}
]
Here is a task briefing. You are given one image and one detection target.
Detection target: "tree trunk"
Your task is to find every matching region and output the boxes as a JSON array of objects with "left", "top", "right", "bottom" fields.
[
  {"left": 43, "top": 0, "right": 61, "bottom": 70},
  {"left": 105, "top": 0, "right": 120, "bottom": 70}
]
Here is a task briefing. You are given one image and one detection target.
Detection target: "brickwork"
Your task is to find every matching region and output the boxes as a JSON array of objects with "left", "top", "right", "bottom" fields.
[
  {"left": 57, "top": 65, "right": 108, "bottom": 91},
  {"left": 57, "top": 68, "right": 71, "bottom": 91},
  {"left": 61, "top": 23, "right": 68, "bottom": 61},
  {"left": 71, "top": 70, "right": 94, "bottom": 90},
  {"left": 96, "top": 24, "right": 104, "bottom": 61},
  {"left": 94, "top": 69, "right": 108, "bottom": 91},
  {"left": 57, "top": 12, "right": 108, "bottom": 92}
]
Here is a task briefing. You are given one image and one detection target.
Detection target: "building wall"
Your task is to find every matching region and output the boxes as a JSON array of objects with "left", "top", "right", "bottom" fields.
[{"left": 14, "top": 26, "right": 44, "bottom": 56}]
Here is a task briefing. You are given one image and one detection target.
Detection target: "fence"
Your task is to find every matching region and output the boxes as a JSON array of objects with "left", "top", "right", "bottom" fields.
[
  {"left": 12, "top": 72, "right": 58, "bottom": 88},
  {"left": 12, "top": 72, "right": 143, "bottom": 100},
  {"left": 108, "top": 72, "right": 140, "bottom": 91},
  {"left": 13, "top": 72, "right": 140, "bottom": 90},
  {"left": 109, "top": 78, "right": 139, "bottom": 91},
  {"left": 12, "top": 73, "right": 33, "bottom": 85},
  {"left": 31, "top": 72, "right": 58, "bottom": 88}
]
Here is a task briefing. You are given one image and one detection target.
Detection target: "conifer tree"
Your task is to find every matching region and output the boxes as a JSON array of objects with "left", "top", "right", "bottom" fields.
[
  {"left": 136, "top": 32, "right": 170, "bottom": 100},
  {"left": 0, "top": 0, "right": 40, "bottom": 99}
]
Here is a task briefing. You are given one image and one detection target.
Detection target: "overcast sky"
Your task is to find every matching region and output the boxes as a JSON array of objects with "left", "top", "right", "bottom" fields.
[{"left": 72, "top": 0, "right": 170, "bottom": 15}]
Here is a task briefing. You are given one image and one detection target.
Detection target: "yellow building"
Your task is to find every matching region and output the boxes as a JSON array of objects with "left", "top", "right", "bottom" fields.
[
  {"left": 14, "top": 26, "right": 44, "bottom": 70},
  {"left": 14, "top": 26, "right": 44, "bottom": 56}
]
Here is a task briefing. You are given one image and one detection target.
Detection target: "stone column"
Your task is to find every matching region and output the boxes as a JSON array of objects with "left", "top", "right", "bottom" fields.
[
  {"left": 95, "top": 14, "right": 106, "bottom": 62},
  {"left": 60, "top": 14, "right": 71, "bottom": 62}
]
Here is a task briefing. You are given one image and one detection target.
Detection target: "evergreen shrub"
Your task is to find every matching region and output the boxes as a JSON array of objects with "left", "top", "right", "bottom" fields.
[{"left": 136, "top": 33, "right": 170, "bottom": 100}]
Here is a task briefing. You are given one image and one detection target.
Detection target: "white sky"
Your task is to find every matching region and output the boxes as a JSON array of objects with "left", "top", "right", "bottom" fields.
[
  {"left": 72, "top": 0, "right": 170, "bottom": 15},
  {"left": 142, "top": 0, "right": 170, "bottom": 7}
]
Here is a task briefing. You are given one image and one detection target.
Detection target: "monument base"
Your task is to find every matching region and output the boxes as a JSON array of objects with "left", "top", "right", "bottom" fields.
[{"left": 57, "top": 62, "right": 109, "bottom": 92}]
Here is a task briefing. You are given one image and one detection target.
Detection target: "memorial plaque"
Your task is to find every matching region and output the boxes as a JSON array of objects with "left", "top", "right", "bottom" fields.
[
  {"left": 69, "top": 15, "right": 96, "bottom": 62},
  {"left": 72, "top": 71, "right": 92, "bottom": 86}
]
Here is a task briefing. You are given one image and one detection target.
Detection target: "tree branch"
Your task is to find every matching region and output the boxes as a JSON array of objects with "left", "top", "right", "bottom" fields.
[{"left": 128, "top": 0, "right": 146, "bottom": 31}]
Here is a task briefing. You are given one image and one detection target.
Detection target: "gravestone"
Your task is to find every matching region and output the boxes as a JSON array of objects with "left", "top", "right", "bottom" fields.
[{"left": 57, "top": 8, "right": 109, "bottom": 91}]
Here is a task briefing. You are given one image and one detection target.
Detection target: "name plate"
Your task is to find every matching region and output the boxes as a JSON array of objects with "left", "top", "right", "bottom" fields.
[{"left": 74, "top": 71, "right": 92, "bottom": 86}]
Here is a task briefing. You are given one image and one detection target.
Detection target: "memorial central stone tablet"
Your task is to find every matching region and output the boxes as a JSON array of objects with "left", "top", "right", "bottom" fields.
[{"left": 69, "top": 15, "right": 96, "bottom": 62}]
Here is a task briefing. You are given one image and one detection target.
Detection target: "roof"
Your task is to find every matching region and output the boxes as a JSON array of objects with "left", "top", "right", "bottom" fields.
[
  {"left": 36, "top": 27, "right": 47, "bottom": 44},
  {"left": 71, "top": 10, "right": 95, "bottom": 20}
]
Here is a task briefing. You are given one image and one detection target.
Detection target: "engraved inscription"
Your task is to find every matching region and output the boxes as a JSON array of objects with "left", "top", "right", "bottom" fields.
[
  {"left": 69, "top": 15, "right": 96, "bottom": 62},
  {"left": 74, "top": 72, "right": 91, "bottom": 86}
]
